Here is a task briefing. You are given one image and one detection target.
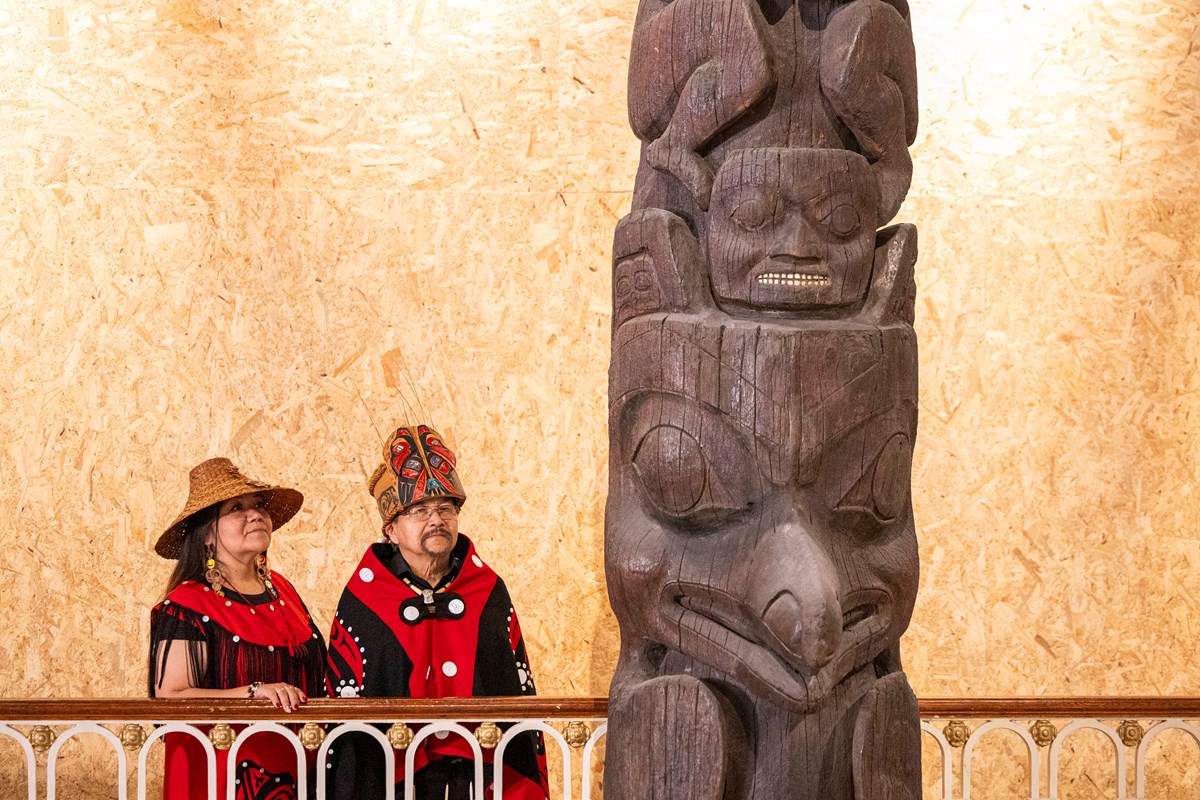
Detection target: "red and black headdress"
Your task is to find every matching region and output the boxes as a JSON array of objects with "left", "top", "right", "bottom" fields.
[{"left": 368, "top": 424, "right": 467, "bottom": 522}]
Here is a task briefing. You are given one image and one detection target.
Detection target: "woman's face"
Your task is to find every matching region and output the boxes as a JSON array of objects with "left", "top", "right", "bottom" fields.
[{"left": 209, "top": 492, "right": 273, "bottom": 562}]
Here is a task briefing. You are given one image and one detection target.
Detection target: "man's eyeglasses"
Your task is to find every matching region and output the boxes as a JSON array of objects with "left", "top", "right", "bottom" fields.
[{"left": 400, "top": 502, "right": 460, "bottom": 522}]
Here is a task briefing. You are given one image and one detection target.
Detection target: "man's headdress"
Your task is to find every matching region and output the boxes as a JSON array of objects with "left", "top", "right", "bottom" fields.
[{"left": 368, "top": 424, "right": 466, "bottom": 522}]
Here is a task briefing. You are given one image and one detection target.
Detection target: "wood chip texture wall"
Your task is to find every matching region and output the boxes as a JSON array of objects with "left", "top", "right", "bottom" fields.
[{"left": 0, "top": 0, "right": 1197, "bottom": 797}]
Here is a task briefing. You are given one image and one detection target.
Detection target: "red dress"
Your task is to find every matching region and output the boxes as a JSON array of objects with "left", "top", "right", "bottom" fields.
[{"left": 149, "top": 573, "right": 327, "bottom": 800}]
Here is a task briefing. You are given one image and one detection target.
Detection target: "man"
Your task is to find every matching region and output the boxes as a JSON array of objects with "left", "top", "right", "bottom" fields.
[{"left": 326, "top": 423, "right": 548, "bottom": 800}]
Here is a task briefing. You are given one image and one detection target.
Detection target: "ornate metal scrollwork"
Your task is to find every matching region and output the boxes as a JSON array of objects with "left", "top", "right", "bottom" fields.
[
  {"left": 387, "top": 722, "right": 414, "bottom": 750},
  {"left": 563, "top": 721, "right": 591, "bottom": 749},
  {"left": 119, "top": 724, "right": 147, "bottom": 751},
  {"left": 1117, "top": 719, "right": 1145, "bottom": 747},
  {"left": 1029, "top": 719, "right": 1058, "bottom": 748},
  {"left": 474, "top": 722, "right": 502, "bottom": 750},
  {"left": 943, "top": 720, "right": 970, "bottom": 748},
  {"left": 27, "top": 725, "right": 55, "bottom": 754},
  {"left": 299, "top": 722, "right": 326, "bottom": 751},
  {"left": 208, "top": 723, "right": 235, "bottom": 751}
]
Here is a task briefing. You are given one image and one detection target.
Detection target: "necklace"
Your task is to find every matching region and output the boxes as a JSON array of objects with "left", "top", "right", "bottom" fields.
[
  {"left": 212, "top": 567, "right": 302, "bottom": 644},
  {"left": 400, "top": 575, "right": 439, "bottom": 605}
]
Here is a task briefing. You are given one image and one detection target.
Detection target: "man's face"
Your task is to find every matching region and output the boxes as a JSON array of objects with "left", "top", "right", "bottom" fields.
[
  {"left": 385, "top": 496, "right": 461, "bottom": 564},
  {"left": 706, "top": 148, "right": 879, "bottom": 312}
]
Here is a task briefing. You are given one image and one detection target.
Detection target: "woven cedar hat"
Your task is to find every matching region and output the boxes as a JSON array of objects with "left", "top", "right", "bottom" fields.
[
  {"left": 368, "top": 424, "right": 467, "bottom": 522},
  {"left": 154, "top": 458, "right": 304, "bottom": 559}
]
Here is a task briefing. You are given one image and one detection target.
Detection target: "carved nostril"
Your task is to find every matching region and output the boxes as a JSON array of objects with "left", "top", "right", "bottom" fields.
[
  {"left": 762, "top": 590, "right": 840, "bottom": 670},
  {"left": 769, "top": 244, "right": 824, "bottom": 262},
  {"left": 762, "top": 590, "right": 801, "bottom": 642}
]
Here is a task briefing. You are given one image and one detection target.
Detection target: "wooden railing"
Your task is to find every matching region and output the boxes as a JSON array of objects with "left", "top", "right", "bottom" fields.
[
  {"left": 5, "top": 695, "right": 1198, "bottom": 720},
  {"left": 916, "top": 697, "right": 1200, "bottom": 800},
  {"left": 917, "top": 697, "right": 1200, "bottom": 717},
  {"left": 1, "top": 697, "right": 1199, "bottom": 799},
  {"left": 0, "top": 696, "right": 610, "bottom": 721}
]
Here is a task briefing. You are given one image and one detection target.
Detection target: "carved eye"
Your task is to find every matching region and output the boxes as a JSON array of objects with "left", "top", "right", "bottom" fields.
[
  {"left": 632, "top": 425, "right": 707, "bottom": 515},
  {"left": 870, "top": 434, "right": 910, "bottom": 520},
  {"left": 822, "top": 204, "right": 861, "bottom": 238},
  {"left": 730, "top": 195, "right": 775, "bottom": 232},
  {"left": 614, "top": 254, "right": 658, "bottom": 301},
  {"left": 628, "top": 418, "right": 759, "bottom": 529},
  {"left": 831, "top": 433, "right": 911, "bottom": 535},
  {"left": 615, "top": 254, "right": 649, "bottom": 299}
]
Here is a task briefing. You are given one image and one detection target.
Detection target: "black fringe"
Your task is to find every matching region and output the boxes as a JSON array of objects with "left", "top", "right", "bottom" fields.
[{"left": 149, "top": 602, "right": 326, "bottom": 696}]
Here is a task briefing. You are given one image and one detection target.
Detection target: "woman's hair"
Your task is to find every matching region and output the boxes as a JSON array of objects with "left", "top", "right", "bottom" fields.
[{"left": 161, "top": 504, "right": 218, "bottom": 599}]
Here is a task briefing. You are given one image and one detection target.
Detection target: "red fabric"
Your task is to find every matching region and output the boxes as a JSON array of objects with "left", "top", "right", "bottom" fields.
[
  {"left": 158, "top": 573, "right": 322, "bottom": 800},
  {"left": 326, "top": 538, "right": 548, "bottom": 798},
  {"left": 166, "top": 573, "right": 315, "bottom": 648},
  {"left": 332, "top": 541, "right": 495, "bottom": 770},
  {"left": 497, "top": 763, "right": 551, "bottom": 800},
  {"left": 163, "top": 728, "right": 308, "bottom": 800}
]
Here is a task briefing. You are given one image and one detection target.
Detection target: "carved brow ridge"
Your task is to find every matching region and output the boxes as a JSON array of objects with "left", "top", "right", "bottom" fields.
[{"left": 723, "top": 170, "right": 858, "bottom": 209}]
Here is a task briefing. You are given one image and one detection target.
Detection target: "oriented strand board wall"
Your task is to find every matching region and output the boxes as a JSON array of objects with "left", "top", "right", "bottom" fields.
[
  {"left": 905, "top": 0, "right": 1200, "bottom": 697},
  {"left": 0, "top": 0, "right": 1198, "bottom": 796},
  {"left": 0, "top": 0, "right": 628, "bottom": 704}
]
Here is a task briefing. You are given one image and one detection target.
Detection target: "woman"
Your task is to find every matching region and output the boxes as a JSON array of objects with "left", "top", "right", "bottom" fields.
[{"left": 149, "top": 457, "right": 327, "bottom": 800}]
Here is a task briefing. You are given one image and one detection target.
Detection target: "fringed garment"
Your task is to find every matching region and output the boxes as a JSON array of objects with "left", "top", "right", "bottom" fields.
[
  {"left": 325, "top": 535, "right": 549, "bottom": 800},
  {"left": 149, "top": 572, "right": 327, "bottom": 800}
]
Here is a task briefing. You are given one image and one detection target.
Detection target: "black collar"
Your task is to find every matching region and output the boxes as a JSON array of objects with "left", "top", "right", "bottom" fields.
[{"left": 373, "top": 536, "right": 468, "bottom": 592}]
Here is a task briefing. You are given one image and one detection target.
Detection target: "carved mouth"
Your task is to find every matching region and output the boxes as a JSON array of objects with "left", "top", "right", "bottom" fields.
[
  {"left": 756, "top": 270, "right": 830, "bottom": 288},
  {"left": 677, "top": 593, "right": 769, "bottom": 649},
  {"left": 663, "top": 585, "right": 891, "bottom": 712},
  {"left": 842, "top": 602, "right": 877, "bottom": 632}
]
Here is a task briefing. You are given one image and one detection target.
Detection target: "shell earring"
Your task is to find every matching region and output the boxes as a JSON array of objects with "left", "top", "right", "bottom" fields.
[
  {"left": 256, "top": 553, "right": 278, "bottom": 599},
  {"left": 204, "top": 545, "right": 224, "bottom": 598}
]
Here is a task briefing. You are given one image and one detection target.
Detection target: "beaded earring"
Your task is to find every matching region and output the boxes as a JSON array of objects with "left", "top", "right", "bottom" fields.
[
  {"left": 204, "top": 545, "right": 224, "bottom": 598},
  {"left": 256, "top": 553, "right": 278, "bottom": 599}
]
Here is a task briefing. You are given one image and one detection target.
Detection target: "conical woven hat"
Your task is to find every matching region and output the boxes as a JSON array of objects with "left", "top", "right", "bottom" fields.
[{"left": 154, "top": 458, "right": 304, "bottom": 559}]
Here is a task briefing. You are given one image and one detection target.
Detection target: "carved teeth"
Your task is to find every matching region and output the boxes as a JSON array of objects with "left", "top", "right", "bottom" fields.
[{"left": 756, "top": 271, "right": 829, "bottom": 287}]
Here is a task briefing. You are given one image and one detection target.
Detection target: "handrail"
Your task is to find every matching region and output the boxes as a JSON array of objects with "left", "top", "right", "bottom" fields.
[
  {"left": 1, "top": 697, "right": 1198, "bottom": 721},
  {"left": 918, "top": 698, "right": 1200, "bottom": 717},
  {"left": 0, "top": 697, "right": 609, "bottom": 721}
]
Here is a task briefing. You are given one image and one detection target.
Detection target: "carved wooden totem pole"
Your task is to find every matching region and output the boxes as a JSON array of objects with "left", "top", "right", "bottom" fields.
[{"left": 604, "top": 1, "right": 920, "bottom": 798}]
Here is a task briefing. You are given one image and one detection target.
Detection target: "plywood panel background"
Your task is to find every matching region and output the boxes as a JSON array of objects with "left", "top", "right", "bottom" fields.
[{"left": 0, "top": 0, "right": 1198, "bottom": 796}]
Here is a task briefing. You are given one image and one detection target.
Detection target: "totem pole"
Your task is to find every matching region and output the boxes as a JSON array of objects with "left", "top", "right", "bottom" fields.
[{"left": 604, "top": 1, "right": 921, "bottom": 798}]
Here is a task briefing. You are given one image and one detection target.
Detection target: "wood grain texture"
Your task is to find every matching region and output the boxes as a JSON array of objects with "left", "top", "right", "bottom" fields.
[
  {"left": 0, "top": 696, "right": 610, "bottom": 722},
  {"left": 7, "top": 696, "right": 1200, "bottom": 722},
  {"left": 1, "top": 0, "right": 1199, "bottom": 796},
  {"left": 607, "top": 0, "right": 922, "bottom": 796}
]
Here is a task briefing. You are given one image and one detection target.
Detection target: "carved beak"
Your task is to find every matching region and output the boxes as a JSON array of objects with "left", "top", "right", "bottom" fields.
[{"left": 747, "top": 521, "right": 842, "bottom": 673}]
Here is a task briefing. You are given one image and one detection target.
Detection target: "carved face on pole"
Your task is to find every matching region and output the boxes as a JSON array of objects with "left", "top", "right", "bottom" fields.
[
  {"left": 608, "top": 0, "right": 923, "bottom": 794},
  {"left": 705, "top": 148, "right": 879, "bottom": 313},
  {"left": 606, "top": 315, "right": 919, "bottom": 713}
]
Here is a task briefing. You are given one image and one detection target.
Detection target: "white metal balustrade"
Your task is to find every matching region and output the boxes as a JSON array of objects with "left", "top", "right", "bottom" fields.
[
  {"left": 0, "top": 697, "right": 607, "bottom": 800},
  {"left": 1, "top": 697, "right": 1199, "bottom": 799},
  {"left": 920, "top": 698, "right": 1200, "bottom": 800}
]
